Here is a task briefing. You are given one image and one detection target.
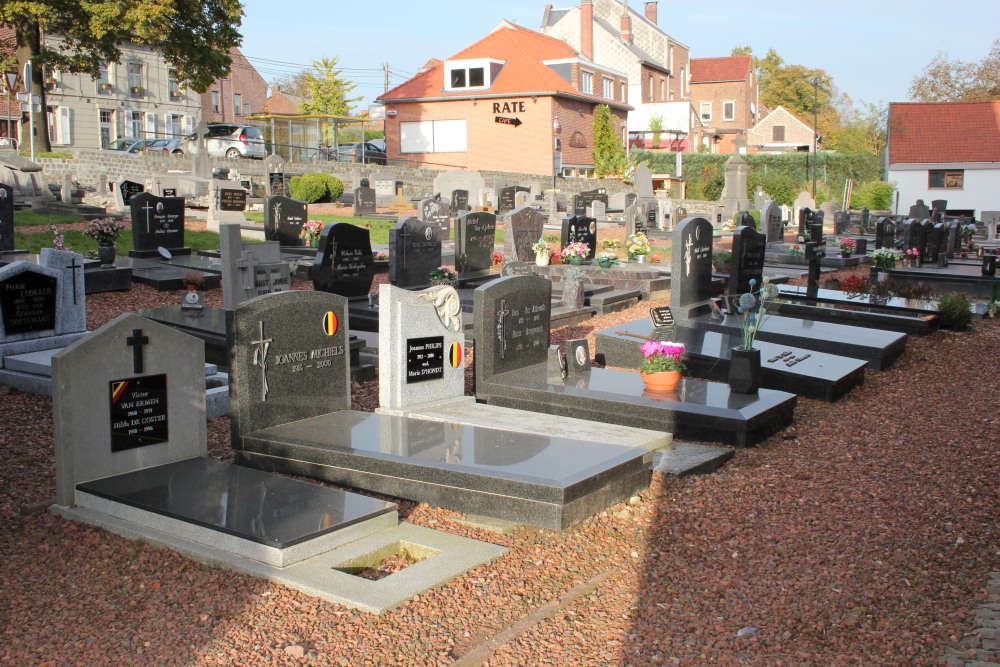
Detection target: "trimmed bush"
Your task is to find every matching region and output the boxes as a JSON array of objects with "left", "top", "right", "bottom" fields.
[
  {"left": 851, "top": 180, "right": 895, "bottom": 210},
  {"left": 936, "top": 292, "right": 973, "bottom": 330},
  {"left": 289, "top": 173, "right": 345, "bottom": 203}
]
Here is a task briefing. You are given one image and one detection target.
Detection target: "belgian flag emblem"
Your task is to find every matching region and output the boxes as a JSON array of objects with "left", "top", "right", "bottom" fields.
[
  {"left": 449, "top": 342, "right": 462, "bottom": 368},
  {"left": 322, "top": 311, "right": 338, "bottom": 336}
]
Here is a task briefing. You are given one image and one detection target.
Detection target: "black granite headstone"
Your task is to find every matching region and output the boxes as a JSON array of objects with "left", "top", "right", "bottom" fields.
[
  {"left": 497, "top": 186, "right": 528, "bottom": 213},
  {"left": 560, "top": 216, "right": 597, "bottom": 260},
  {"left": 454, "top": 212, "right": 497, "bottom": 281},
  {"left": 129, "top": 192, "right": 186, "bottom": 255},
  {"left": 572, "top": 195, "right": 586, "bottom": 216},
  {"left": 420, "top": 198, "right": 452, "bottom": 238},
  {"left": 948, "top": 222, "right": 961, "bottom": 258},
  {"left": 389, "top": 217, "right": 442, "bottom": 290},
  {"left": 670, "top": 217, "right": 715, "bottom": 313},
  {"left": 218, "top": 188, "right": 247, "bottom": 212},
  {"left": 119, "top": 179, "right": 144, "bottom": 207},
  {"left": 805, "top": 241, "right": 825, "bottom": 298},
  {"left": 0, "top": 269, "right": 57, "bottom": 334},
  {"left": 450, "top": 189, "right": 469, "bottom": 213},
  {"left": 473, "top": 275, "right": 551, "bottom": 382},
  {"left": 264, "top": 195, "right": 308, "bottom": 247},
  {"left": 0, "top": 183, "right": 13, "bottom": 252},
  {"left": 798, "top": 207, "right": 814, "bottom": 238},
  {"left": 729, "top": 225, "right": 766, "bottom": 296},
  {"left": 924, "top": 221, "right": 941, "bottom": 263},
  {"left": 579, "top": 188, "right": 608, "bottom": 211},
  {"left": 931, "top": 199, "right": 947, "bottom": 216},
  {"left": 354, "top": 187, "right": 377, "bottom": 216},
  {"left": 311, "top": 223, "right": 375, "bottom": 298},
  {"left": 983, "top": 254, "right": 997, "bottom": 277}
]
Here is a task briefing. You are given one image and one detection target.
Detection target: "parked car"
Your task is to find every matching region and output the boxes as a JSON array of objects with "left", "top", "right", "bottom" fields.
[
  {"left": 104, "top": 138, "right": 144, "bottom": 153},
  {"left": 332, "top": 141, "right": 387, "bottom": 165},
  {"left": 184, "top": 124, "right": 266, "bottom": 159},
  {"left": 142, "top": 138, "right": 186, "bottom": 154}
]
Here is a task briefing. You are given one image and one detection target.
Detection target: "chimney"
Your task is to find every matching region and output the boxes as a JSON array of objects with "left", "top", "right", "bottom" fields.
[
  {"left": 580, "top": 0, "right": 594, "bottom": 61},
  {"left": 620, "top": 15, "right": 632, "bottom": 44},
  {"left": 644, "top": 1, "right": 658, "bottom": 25}
]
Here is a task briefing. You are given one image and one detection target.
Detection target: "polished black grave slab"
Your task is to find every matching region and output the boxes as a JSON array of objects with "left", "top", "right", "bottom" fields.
[
  {"left": 124, "top": 257, "right": 222, "bottom": 291},
  {"left": 593, "top": 322, "right": 867, "bottom": 402},
  {"left": 765, "top": 287, "right": 939, "bottom": 335},
  {"left": 77, "top": 457, "right": 396, "bottom": 549},
  {"left": 476, "top": 365, "right": 796, "bottom": 448},
  {"left": 678, "top": 311, "right": 907, "bottom": 371},
  {"left": 238, "top": 410, "right": 650, "bottom": 530}
]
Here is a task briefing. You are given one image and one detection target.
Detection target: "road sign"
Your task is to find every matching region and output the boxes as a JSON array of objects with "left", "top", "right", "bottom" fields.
[
  {"left": 16, "top": 92, "right": 29, "bottom": 102},
  {"left": 19, "top": 102, "right": 41, "bottom": 113},
  {"left": 385, "top": 106, "right": 398, "bottom": 119},
  {"left": 4, "top": 72, "right": 17, "bottom": 93}
]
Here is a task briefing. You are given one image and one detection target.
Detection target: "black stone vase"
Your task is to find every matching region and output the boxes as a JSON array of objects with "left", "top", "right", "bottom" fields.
[
  {"left": 97, "top": 241, "right": 117, "bottom": 267},
  {"left": 983, "top": 254, "right": 997, "bottom": 277},
  {"left": 729, "top": 347, "right": 762, "bottom": 394}
]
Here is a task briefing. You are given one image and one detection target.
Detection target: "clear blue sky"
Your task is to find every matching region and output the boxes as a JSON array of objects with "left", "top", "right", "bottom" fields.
[{"left": 239, "top": 0, "right": 998, "bottom": 110}]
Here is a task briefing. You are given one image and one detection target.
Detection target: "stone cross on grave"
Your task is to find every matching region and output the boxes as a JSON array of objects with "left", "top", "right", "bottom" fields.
[
  {"left": 65, "top": 256, "right": 82, "bottom": 305},
  {"left": 251, "top": 321, "right": 272, "bottom": 402},
  {"left": 141, "top": 200, "right": 155, "bottom": 234},
  {"left": 236, "top": 251, "right": 257, "bottom": 291},
  {"left": 126, "top": 328, "right": 150, "bottom": 374},
  {"left": 496, "top": 298, "right": 511, "bottom": 359},
  {"left": 732, "top": 136, "right": 746, "bottom": 154},
  {"left": 396, "top": 224, "right": 412, "bottom": 270}
]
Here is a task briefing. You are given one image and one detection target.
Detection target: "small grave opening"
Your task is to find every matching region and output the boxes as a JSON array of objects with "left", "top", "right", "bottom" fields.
[{"left": 334, "top": 541, "right": 439, "bottom": 581}]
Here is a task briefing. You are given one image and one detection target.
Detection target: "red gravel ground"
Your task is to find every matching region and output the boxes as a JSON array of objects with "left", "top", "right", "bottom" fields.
[{"left": 1, "top": 245, "right": 998, "bottom": 665}]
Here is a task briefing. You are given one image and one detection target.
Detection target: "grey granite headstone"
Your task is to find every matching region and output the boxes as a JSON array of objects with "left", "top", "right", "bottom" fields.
[
  {"left": 0, "top": 183, "right": 13, "bottom": 252},
  {"left": 729, "top": 225, "right": 766, "bottom": 296},
  {"left": 560, "top": 216, "right": 597, "bottom": 260},
  {"left": 721, "top": 153, "right": 750, "bottom": 220},
  {"left": 39, "top": 248, "right": 86, "bottom": 334},
  {"left": 419, "top": 197, "right": 452, "bottom": 238},
  {"left": 373, "top": 178, "right": 400, "bottom": 206},
  {"left": 763, "top": 200, "right": 783, "bottom": 244},
  {"left": 860, "top": 207, "right": 871, "bottom": 232},
  {"left": 52, "top": 313, "right": 206, "bottom": 507},
  {"left": 311, "top": 223, "right": 375, "bottom": 298},
  {"left": 0, "top": 254, "right": 85, "bottom": 342},
  {"left": 634, "top": 163, "right": 654, "bottom": 199},
  {"left": 432, "top": 170, "right": 484, "bottom": 206},
  {"left": 220, "top": 224, "right": 289, "bottom": 311},
  {"left": 982, "top": 211, "right": 1000, "bottom": 241},
  {"left": 623, "top": 202, "right": 639, "bottom": 237},
  {"left": 473, "top": 275, "right": 551, "bottom": 383},
  {"left": 454, "top": 212, "right": 496, "bottom": 282},
  {"left": 207, "top": 181, "right": 247, "bottom": 230},
  {"left": 388, "top": 217, "right": 442, "bottom": 290},
  {"left": 590, "top": 200, "right": 607, "bottom": 221},
  {"left": 354, "top": 187, "right": 377, "bottom": 216},
  {"left": 502, "top": 206, "right": 545, "bottom": 262},
  {"left": 264, "top": 195, "right": 308, "bottom": 247},
  {"left": 909, "top": 199, "right": 931, "bottom": 220},
  {"left": 378, "top": 284, "right": 464, "bottom": 410},
  {"left": 670, "top": 217, "right": 715, "bottom": 318},
  {"left": 230, "top": 291, "right": 351, "bottom": 439}
]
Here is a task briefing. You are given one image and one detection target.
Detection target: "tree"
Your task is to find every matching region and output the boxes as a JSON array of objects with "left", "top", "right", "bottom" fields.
[
  {"left": 269, "top": 71, "right": 312, "bottom": 99},
  {"left": 592, "top": 104, "right": 626, "bottom": 178},
  {"left": 298, "top": 57, "right": 361, "bottom": 117},
  {"left": 825, "top": 100, "right": 888, "bottom": 157},
  {"left": 731, "top": 45, "right": 752, "bottom": 57},
  {"left": 1, "top": 0, "right": 242, "bottom": 153},
  {"left": 908, "top": 39, "right": 1000, "bottom": 102}
]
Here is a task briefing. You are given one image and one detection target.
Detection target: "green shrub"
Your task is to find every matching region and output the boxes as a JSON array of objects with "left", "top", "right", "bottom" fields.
[
  {"left": 713, "top": 250, "right": 732, "bottom": 272},
  {"left": 289, "top": 173, "right": 344, "bottom": 203},
  {"left": 851, "top": 181, "right": 895, "bottom": 210},
  {"left": 936, "top": 292, "right": 973, "bottom": 330}
]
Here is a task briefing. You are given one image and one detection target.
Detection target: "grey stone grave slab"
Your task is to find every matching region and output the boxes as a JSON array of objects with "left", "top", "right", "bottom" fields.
[
  {"left": 125, "top": 257, "right": 221, "bottom": 292},
  {"left": 220, "top": 224, "right": 290, "bottom": 311},
  {"left": 454, "top": 212, "right": 496, "bottom": 284},
  {"left": 354, "top": 186, "right": 377, "bottom": 216},
  {"left": 560, "top": 216, "right": 597, "bottom": 260},
  {"left": 594, "top": 321, "right": 867, "bottom": 402},
  {"left": 129, "top": 192, "right": 190, "bottom": 259},
  {"left": 0, "top": 182, "right": 15, "bottom": 253},
  {"left": 502, "top": 206, "right": 545, "bottom": 262},
  {"left": 763, "top": 200, "right": 783, "bottom": 244},
  {"left": 729, "top": 225, "right": 766, "bottom": 296},
  {"left": 473, "top": 276, "right": 796, "bottom": 448},
  {"left": 311, "top": 222, "right": 376, "bottom": 299},
  {"left": 388, "top": 217, "right": 442, "bottom": 290},
  {"left": 264, "top": 195, "right": 308, "bottom": 247},
  {"left": 670, "top": 217, "right": 715, "bottom": 319}
]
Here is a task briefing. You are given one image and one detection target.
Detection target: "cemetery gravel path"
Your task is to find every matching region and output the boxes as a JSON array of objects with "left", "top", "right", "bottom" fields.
[{"left": 1, "top": 268, "right": 998, "bottom": 666}]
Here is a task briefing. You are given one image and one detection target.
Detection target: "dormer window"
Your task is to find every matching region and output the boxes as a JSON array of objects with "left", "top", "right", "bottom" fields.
[{"left": 444, "top": 58, "right": 503, "bottom": 91}]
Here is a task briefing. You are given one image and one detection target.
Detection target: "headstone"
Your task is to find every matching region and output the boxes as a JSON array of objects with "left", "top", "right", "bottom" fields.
[
  {"left": 263, "top": 154, "right": 285, "bottom": 197},
  {"left": 311, "top": 223, "right": 376, "bottom": 298},
  {"left": 833, "top": 211, "right": 848, "bottom": 235},
  {"left": 388, "top": 217, "right": 443, "bottom": 290},
  {"left": 854, "top": 238, "right": 868, "bottom": 256},
  {"left": 982, "top": 211, "right": 1000, "bottom": 241},
  {"left": 948, "top": 221, "right": 961, "bottom": 258},
  {"left": 729, "top": 225, "right": 766, "bottom": 296},
  {"left": 639, "top": 200, "right": 658, "bottom": 234},
  {"left": 901, "top": 219, "right": 923, "bottom": 254},
  {"left": 578, "top": 188, "right": 608, "bottom": 214},
  {"left": 219, "top": 224, "right": 290, "bottom": 311},
  {"left": 432, "top": 170, "right": 485, "bottom": 207},
  {"left": 560, "top": 216, "right": 597, "bottom": 260},
  {"left": 115, "top": 178, "right": 145, "bottom": 211},
  {"left": 793, "top": 191, "right": 816, "bottom": 216},
  {"left": 454, "top": 212, "right": 497, "bottom": 282},
  {"left": 933, "top": 222, "right": 949, "bottom": 266},
  {"left": 450, "top": 189, "right": 469, "bottom": 215},
  {"left": 805, "top": 241, "right": 825, "bottom": 298},
  {"left": 420, "top": 197, "right": 452, "bottom": 238},
  {"left": 983, "top": 254, "right": 997, "bottom": 277},
  {"left": 373, "top": 179, "right": 400, "bottom": 206},
  {"left": 919, "top": 219, "right": 934, "bottom": 261},
  {"left": 819, "top": 201, "right": 837, "bottom": 226},
  {"left": 808, "top": 211, "right": 824, "bottom": 245},
  {"left": 909, "top": 199, "right": 931, "bottom": 220},
  {"left": 354, "top": 186, "right": 377, "bottom": 216},
  {"left": 128, "top": 192, "right": 188, "bottom": 258},
  {"left": 753, "top": 185, "right": 768, "bottom": 213},
  {"left": 634, "top": 163, "right": 654, "bottom": 199},
  {"left": 670, "top": 217, "right": 715, "bottom": 319},
  {"left": 218, "top": 187, "right": 247, "bottom": 212},
  {"left": 762, "top": 200, "right": 783, "bottom": 244},
  {"left": 590, "top": 200, "right": 607, "bottom": 221},
  {"left": 263, "top": 195, "right": 308, "bottom": 247},
  {"left": 623, "top": 202, "right": 639, "bottom": 237},
  {"left": 206, "top": 181, "right": 247, "bottom": 230},
  {"left": 721, "top": 152, "right": 750, "bottom": 220},
  {"left": 0, "top": 183, "right": 13, "bottom": 252},
  {"left": 931, "top": 199, "right": 947, "bottom": 217},
  {"left": 502, "top": 206, "right": 546, "bottom": 262},
  {"left": 0, "top": 256, "right": 82, "bottom": 342},
  {"left": 572, "top": 194, "right": 586, "bottom": 216},
  {"left": 798, "top": 207, "right": 814, "bottom": 239},
  {"left": 514, "top": 190, "right": 531, "bottom": 209},
  {"left": 473, "top": 275, "right": 551, "bottom": 382},
  {"left": 860, "top": 207, "right": 871, "bottom": 232},
  {"left": 378, "top": 284, "right": 464, "bottom": 410},
  {"left": 497, "top": 186, "right": 521, "bottom": 213}
]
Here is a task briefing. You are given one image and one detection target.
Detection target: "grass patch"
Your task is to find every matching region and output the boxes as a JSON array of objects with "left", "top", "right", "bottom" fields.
[
  {"left": 13, "top": 211, "right": 84, "bottom": 227},
  {"left": 14, "top": 229, "right": 223, "bottom": 255}
]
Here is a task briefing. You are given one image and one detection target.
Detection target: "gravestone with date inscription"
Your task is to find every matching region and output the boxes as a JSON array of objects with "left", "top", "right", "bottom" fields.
[
  {"left": 354, "top": 186, "right": 377, "bottom": 216},
  {"left": 454, "top": 212, "right": 497, "bottom": 284},
  {"left": 114, "top": 178, "right": 145, "bottom": 212},
  {"left": 264, "top": 195, "right": 308, "bottom": 247},
  {"left": 419, "top": 197, "right": 452, "bottom": 238},
  {"left": 729, "top": 225, "right": 766, "bottom": 296},
  {"left": 502, "top": 206, "right": 546, "bottom": 262},
  {"left": 389, "top": 217, "right": 442, "bottom": 290},
  {"left": 311, "top": 222, "right": 376, "bottom": 299},
  {"left": 129, "top": 192, "right": 190, "bottom": 258},
  {"left": 220, "top": 224, "right": 290, "bottom": 311},
  {"left": 670, "top": 217, "right": 716, "bottom": 319},
  {"left": 497, "top": 186, "right": 528, "bottom": 213},
  {"left": 206, "top": 182, "right": 248, "bottom": 231},
  {"left": 0, "top": 251, "right": 86, "bottom": 350},
  {"left": 560, "top": 216, "right": 597, "bottom": 260},
  {"left": 450, "top": 189, "right": 469, "bottom": 215}
]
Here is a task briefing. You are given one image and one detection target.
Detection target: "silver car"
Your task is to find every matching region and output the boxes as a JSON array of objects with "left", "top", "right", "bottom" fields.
[{"left": 184, "top": 124, "right": 266, "bottom": 159}]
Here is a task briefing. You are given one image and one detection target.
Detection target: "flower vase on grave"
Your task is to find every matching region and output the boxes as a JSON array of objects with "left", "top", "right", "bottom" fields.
[
  {"left": 567, "top": 257, "right": 584, "bottom": 266},
  {"left": 97, "top": 241, "right": 116, "bottom": 267},
  {"left": 634, "top": 254, "right": 647, "bottom": 264},
  {"left": 728, "top": 347, "right": 762, "bottom": 393},
  {"left": 641, "top": 370, "right": 682, "bottom": 393},
  {"left": 535, "top": 252, "right": 550, "bottom": 267}
]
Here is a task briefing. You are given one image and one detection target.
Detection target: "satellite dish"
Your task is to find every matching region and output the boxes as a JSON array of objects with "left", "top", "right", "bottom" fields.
[{"left": 158, "top": 246, "right": 172, "bottom": 260}]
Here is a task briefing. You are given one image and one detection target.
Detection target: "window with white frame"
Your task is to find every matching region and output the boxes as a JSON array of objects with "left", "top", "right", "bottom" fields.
[
  {"left": 660, "top": 78, "right": 666, "bottom": 101},
  {"left": 234, "top": 93, "right": 242, "bottom": 115},
  {"left": 211, "top": 90, "right": 219, "bottom": 113},
  {"left": 603, "top": 77, "right": 614, "bottom": 100},
  {"left": 723, "top": 101, "right": 735, "bottom": 121},
  {"left": 168, "top": 70, "right": 180, "bottom": 98},
  {"left": 126, "top": 110, "right": 143, "bottom": 139},
  {"left": 580, "top": 71, "right": 593, "bottom": 94},
  {"left": 400, "top": 119, "right": 467, "bottom": 153},
  {"left": 700, "top": 102, "right": 712, "bottom": 122},
  {"left": 166, "top": 114, "right": 183, "bottom": 139},
  {"left": 680, "top": 67, "right": 686, "bottom": 96},
  {"left": 444, "top": 58, "right": 499, "bottom": 91},
  {"left": 127, "top": 63, "right": 143, "bottom": 93},
  {"left": 45, "top": 106, "right": 72, "bottom": 145},
  {"left": 98, "top": 63, "right": 111, "bottom": 94}
]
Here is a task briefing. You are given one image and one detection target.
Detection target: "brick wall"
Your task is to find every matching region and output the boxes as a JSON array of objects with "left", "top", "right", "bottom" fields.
[
  {"left": 200, "top": 48, "right": 268, "bottom": 123},
  {"left": 690, "top": 77, "right": 757, "bottom": 152}
]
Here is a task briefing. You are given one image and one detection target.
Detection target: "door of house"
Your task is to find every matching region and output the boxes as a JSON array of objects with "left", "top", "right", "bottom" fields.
[{"left": 99, "top": 109, "right": 113, "bottom": 148}]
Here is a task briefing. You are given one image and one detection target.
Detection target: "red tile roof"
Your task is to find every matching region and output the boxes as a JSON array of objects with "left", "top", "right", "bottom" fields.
[
  {"left": 378, "top": 21, "right": 629, "bottom": 109},
  {"left": 690, "top": 56, "right": 752, "bottom": 83},
  {"left": 889, "top": 101, "right": 1000, "bottom": 164}
]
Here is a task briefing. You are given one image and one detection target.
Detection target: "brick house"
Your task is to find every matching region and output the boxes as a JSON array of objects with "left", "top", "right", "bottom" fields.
[
  {"left": 1, "top": 26, "right": 18, "bottom": 145},
  {"left": 887, "top": 101, "right": 1000, "bottom": 217},
  {"left": 199, "top": 48, "right": 267, "bottom": 124},
  {"left": 540, "top": 0, "right": 702, "bottom": 151},
  {"left": 377, "top": 20, "right": 631, "bottom": 177},
  {"left": 689, "top": 55, "right": 758, "bottom": 154},
  {"left": 746, "top": 105, "right": 815, "bottom": 153}
]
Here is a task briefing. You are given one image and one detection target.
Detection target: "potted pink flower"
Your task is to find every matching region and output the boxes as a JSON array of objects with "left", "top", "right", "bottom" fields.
[{"left": 639, "top": 340, "right": 685, "bottom": 392}]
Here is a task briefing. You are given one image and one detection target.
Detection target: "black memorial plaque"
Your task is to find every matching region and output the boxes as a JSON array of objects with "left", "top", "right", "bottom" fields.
[
  {"left": 0, "top": 270, "right": 57, "bottom": 334},
  {"left": 649, "top": 306, "right": 675, "bottom": 328},
  {"left": 264, "top": 195, "right": 308, "bottom": 247},
  {"left": 129, "top": 192, "right": 186, "bottom": 253},
  {"left": 109, "top": 373, "right": 169, "bottom": 452},
  {"left": 406, "top": 336, "right": 445, "bottom": 383},
  {"left": 218, "top": 188, "right": 247, "bottom": 212},
  {"left": 0, "top": 183, "right": 14, "bottom": 252},
  {"left": 162, "top": 188, "right": 177, "bottom": 197},
  {"left": 119, "top": 180, "right": 144, "bottom": 206},
  {"left": 560, "top": 216, "right": 597, "bottom": 260}
]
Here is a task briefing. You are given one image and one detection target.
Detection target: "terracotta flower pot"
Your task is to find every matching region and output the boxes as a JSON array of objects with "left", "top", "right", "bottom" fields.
[{"left": 641, "top": 370, "right": 682, "bottom": 393}]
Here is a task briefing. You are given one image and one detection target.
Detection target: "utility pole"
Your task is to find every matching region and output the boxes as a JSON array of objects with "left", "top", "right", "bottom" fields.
[
  {"left": 812, "top": 76, "right": 819, "bottom": 197},
  {"left": 383, "top": 62, "right": 389, "bottom": 94}
]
